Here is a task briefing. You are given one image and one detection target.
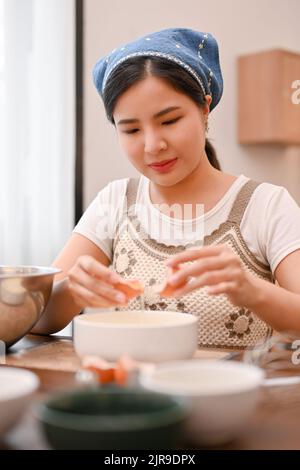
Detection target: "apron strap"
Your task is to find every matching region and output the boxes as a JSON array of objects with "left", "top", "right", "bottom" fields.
[{"left": 227, "top": 179, "right": 261, "bottom": 226}]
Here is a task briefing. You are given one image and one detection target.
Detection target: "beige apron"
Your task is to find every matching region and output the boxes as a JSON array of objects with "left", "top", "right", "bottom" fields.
[{"left": 112, "top": 177, "right": 273, "bottom": 349}]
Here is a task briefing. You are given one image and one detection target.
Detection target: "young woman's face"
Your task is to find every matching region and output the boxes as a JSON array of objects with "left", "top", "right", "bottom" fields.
[{"left": 113, "top": 75, "right": 211, "bottom": 186}]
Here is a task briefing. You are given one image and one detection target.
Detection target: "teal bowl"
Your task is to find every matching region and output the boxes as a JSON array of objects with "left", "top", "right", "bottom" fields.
[{"left": 37, "top": 387, "right": 188, "bottom": 450}]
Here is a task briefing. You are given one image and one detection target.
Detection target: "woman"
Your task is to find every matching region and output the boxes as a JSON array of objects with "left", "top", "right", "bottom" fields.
[{"left": 32, "top": 28, "right": 300, "bottom": 348}]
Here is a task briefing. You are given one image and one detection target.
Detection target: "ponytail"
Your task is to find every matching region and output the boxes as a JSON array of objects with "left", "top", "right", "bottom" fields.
[{"left": 205, "top": 138, "right": 221, "bottom": 170}]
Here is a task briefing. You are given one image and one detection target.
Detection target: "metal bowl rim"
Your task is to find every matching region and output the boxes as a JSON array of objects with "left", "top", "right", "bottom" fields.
[{"left": 0, "top": 266, "right": 61, "bottom": 278}]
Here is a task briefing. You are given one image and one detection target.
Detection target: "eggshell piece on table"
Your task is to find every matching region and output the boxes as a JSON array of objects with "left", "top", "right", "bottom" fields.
[
  {"left": 114, "top": 356, "right": 132, "bottom": 386},
  {"left": 81, "top": 356, "right": 115, "bottom": 384},
  {"left": 115, "top": 355, "right": 156, "bottom": 386},
  {"left": 81, "top": 354, "right": 156, "bottom": 387}
]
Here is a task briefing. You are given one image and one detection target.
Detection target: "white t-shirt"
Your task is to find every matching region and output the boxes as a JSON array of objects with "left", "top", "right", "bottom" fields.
[{"left": 73, "top": 174, "right": 300, "bottom": 276}]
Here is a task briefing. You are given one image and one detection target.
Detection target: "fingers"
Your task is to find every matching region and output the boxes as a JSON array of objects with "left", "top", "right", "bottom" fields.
[
  {"left": 172, "top": 268, "right": 241, "bottom": 297},
  {"left": 167, "top": 251, "right": 240, "bottom": 287},
  {"left": 69, "top": 268, "right": 125, "bottom": 300},
  {"left": 207, "top": 281, "right": 238, "bottom": 295},
  {"left": 166, "top": 245, "right": 228, "bottom": 267},
  {"left": 68, "top": 255, "right": 127, "bottom": 308},
  {"left": 69, "top": 281, "right": 119, "bottom": 308},
  {"left": 77, "top": 255, "right": 121, "bottom": 284}
]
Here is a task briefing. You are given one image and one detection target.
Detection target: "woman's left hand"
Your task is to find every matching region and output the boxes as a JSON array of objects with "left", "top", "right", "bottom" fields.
[{"left": 165, "top": 244, "right": 259, "bottom": 308}]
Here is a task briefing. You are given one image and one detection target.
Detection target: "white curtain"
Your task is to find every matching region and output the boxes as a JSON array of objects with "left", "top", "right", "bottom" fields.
[{"left": 0, "top": 0, "right": 75, "bottom": 266}]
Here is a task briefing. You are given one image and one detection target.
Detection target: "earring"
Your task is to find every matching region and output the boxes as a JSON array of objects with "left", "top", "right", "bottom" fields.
[{"left": 205, "top": 120, "right": 209, "bottom": 132}]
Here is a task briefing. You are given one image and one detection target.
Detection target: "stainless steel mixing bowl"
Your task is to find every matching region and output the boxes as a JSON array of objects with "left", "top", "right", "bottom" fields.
[{"left": 0, "top": 266, "right": 61, "bottom": 348}]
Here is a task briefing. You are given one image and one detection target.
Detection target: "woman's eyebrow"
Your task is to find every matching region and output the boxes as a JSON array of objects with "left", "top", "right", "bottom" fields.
[{"left": 117, "top": 106, "right": 181, "bottom": 125}]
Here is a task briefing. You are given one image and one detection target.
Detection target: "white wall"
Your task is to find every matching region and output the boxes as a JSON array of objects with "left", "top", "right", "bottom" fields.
[{"left": 83, "top": 0, "right": 300, "bottom": 207}]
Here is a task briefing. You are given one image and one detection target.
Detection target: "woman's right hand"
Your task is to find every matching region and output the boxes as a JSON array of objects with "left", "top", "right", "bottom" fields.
[{"left": 67, "top": 255, "right": 127, "bottom": 309}]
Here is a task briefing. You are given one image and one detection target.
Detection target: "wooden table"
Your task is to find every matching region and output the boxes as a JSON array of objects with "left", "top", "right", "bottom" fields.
[{"left": 1, "top": 334, "right": 300, "bottom": 450}]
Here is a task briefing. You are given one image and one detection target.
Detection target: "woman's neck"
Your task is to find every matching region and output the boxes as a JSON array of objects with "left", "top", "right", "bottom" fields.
[
  {"left": 149, "top": 160, "right": 238, "bottom": 218},
  {"left": 150, "top": 161, "right": 221, "bottom": 204}
]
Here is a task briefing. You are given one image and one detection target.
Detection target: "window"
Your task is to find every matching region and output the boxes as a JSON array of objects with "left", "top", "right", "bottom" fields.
[
  {"left": 0, "top": 0, "right": 4, "bottom": 149},
  {"left": 0, "top": 0, "right": 75, "bottom": 266}
]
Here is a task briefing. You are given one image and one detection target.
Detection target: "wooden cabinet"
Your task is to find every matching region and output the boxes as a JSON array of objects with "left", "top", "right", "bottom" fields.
[{"left": 237, "top": 49, "right": 300, "bottom": 144}]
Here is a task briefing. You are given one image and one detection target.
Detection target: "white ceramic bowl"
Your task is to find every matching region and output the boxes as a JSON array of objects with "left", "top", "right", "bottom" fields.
[
  {"left": 0, "top": 366, "right": 40, "bottom": 435},
  {"left": 139, "top": 359, "right": 264, "bottom": 446},
  {"left": 73, "top": 310, "right": 198, "bottom": 363}
]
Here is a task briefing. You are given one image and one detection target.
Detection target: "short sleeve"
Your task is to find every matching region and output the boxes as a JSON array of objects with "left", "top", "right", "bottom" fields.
[
  {"left": 73, "top": 179, "right": 128, "bottom": 262},
  {"left": 261, "top": 187, "right": 300, "bottom": 275}
]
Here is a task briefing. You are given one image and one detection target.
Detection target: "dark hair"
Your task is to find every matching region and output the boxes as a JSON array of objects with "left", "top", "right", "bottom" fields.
[{"left": 103, "top": 57, "right": 221, "bottom": 170}]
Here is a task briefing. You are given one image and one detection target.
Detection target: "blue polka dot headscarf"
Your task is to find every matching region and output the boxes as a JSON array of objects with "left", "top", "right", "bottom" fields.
[{"left": 93, "top": 28, "right": 223, "bottom": 112}]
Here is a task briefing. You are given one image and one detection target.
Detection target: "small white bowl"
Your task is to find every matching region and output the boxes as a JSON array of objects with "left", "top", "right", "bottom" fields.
[
  {"left": 0, "top": 366, "right": 40, "bottom": 435},
  {"left": 139, "top": 359, "right": 264, "bottom": 446},
  {"left": 73, "top": 310, "right": 198, "bottom": 363}
]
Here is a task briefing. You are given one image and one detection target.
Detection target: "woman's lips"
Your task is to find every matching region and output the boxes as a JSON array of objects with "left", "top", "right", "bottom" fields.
[{"left": 148, "top": 158, "right": 178, "bottom": 173}]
